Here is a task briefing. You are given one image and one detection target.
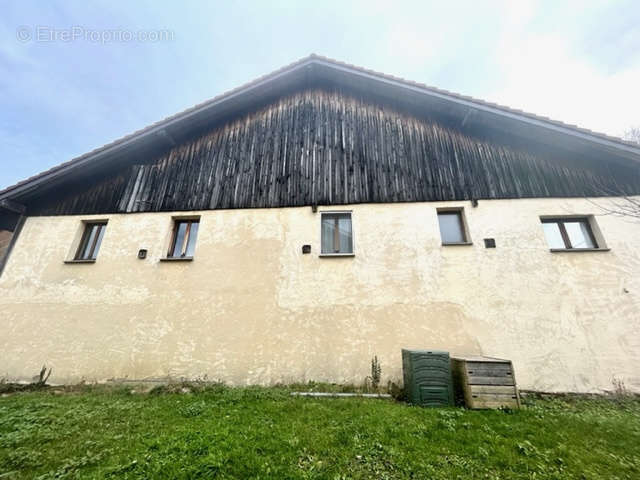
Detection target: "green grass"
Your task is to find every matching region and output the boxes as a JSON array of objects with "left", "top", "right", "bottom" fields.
[{"left": 1, "top": 385, "right": 639, "bottom": 479}]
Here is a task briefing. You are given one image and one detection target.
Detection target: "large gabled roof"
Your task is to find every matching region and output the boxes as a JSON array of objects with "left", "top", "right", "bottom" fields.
[{"left": 2, "top": 54, "right": 640, "bottom": 203}]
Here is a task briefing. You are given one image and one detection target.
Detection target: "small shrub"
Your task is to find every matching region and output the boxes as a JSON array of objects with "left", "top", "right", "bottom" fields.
[
  {"left": 35, "top": 365, "right": 52, "bottom": 386},
  {"left": 0, "top": 365, "right": 53, "bottom": 394},
  {"left": 365, "top": 356, "right": 382, "bottom": 392},
  {"left": 611, "top": 377, "right": 628, "bottom": 397}
]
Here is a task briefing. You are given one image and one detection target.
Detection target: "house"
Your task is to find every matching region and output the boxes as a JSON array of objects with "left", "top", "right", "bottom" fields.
[{"left": 1, "top": 55, "right": 639, "bottom": 393}]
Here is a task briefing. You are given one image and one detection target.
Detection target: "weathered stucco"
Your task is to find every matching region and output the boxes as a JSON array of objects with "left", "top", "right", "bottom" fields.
[{"left": 1, "top": 198, "right": 639, "bottom": 393}]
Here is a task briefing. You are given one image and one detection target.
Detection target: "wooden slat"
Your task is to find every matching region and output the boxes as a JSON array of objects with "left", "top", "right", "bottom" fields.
[
  {"left": 466, "top": 365, "right": 512, "bottom": 377},
  {"left": 470, "top": 398, "right": 519, "bottom": 409},
  {"left": 467, "top": 376, "right": 515, "bottom": 386},
  {"left": 470, "top": 385, "right": 516, "bottom": 395},
  {"left": 471, "top": 393, "right": 518, "bottom": 401},
  {"left": 466, "top": 361, "right": 511, "bottom": 369}
]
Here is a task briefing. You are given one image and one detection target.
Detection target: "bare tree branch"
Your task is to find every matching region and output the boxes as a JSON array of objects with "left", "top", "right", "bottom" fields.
[
  {"left": 624, "top": 126, "right": 640, "bottom": 145},
  {"left": 585, "top": 128, "right": 640, "bottom": 220}
]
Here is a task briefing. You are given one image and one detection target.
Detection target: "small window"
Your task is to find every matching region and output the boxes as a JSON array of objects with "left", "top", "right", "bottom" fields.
[
  {"left": 437, "top": 209, "right": 469, "bottom": 244},
  {"left": 75, "top": 222, "right": 107, "bottom": 261},
  {"left": 541, "top": 217, "right": 597, "bottom": 250},
  {"left": 168, "top": 219, "right": 199, "bottom": 258},
  {"left": 321, "top": 212, "right": 353, "bottom": 255}
]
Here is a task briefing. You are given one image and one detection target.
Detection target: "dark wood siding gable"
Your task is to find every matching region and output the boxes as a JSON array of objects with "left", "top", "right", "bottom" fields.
[{"left": 29, "top": 88, "right": 640, "bottom": 216}]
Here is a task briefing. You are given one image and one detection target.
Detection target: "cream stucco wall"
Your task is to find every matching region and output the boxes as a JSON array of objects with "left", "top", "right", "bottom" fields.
[{"left": 1, "top": 198, "right": 639, "bottom": 393}]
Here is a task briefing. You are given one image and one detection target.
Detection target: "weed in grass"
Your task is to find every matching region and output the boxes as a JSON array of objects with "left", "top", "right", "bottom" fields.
[{"left": 177, "top": 401, "right": 207, "bottom": 418}]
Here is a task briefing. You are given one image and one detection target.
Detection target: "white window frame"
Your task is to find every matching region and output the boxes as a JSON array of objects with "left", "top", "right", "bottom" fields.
[
  {"left": 319, "top": 210, "right": 355, "bottom": 257},
  {"left": 437, "top": 207, "right": 472, "bottom": 246},
  {"left": 540, "top": 215, "right": 609, "bottom": 252}
]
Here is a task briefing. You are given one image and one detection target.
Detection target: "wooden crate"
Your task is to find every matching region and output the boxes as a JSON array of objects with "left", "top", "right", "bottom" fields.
[{"left": 451, "top": 355, "right": 520, "bottom": 409}]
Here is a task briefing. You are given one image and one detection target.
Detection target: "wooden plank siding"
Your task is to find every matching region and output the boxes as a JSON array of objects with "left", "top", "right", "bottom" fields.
[{"left": 28, "top": 87, "right": 640, "bottom": 216}]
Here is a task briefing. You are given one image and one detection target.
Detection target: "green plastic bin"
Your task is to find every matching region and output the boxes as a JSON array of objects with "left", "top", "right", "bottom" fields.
[{"left": 402, "top": 349, "right": 454, "bottom": 407}]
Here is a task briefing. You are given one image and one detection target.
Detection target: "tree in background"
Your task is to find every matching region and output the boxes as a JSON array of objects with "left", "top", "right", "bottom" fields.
[
  {"left": 624, "top": 127, "right": 640, "bottom": 145},
  {"left": 589, "top": 127, "right": 640, "bottom": 220}
]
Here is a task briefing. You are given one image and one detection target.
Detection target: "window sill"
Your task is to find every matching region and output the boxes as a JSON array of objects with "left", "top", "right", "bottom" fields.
[
  {"left": 319, "top": 253, "right": 355, "bottom": 258},
  {"left": 160, "top": 256, "right": 194, "bottom": 262},
  {"left": 64, "top": 259, "right": 96, "bottom": 264},
  {"left": 549, "top": 248, "right": 610, "bottom": 253},
  {"left": 442, "top": 242, "right": 473, "bottom": 246}
]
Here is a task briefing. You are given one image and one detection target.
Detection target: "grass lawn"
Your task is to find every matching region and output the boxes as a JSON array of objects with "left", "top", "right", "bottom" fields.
[{"left": 1, "top": 385, "right": 639, "bottom": 479}]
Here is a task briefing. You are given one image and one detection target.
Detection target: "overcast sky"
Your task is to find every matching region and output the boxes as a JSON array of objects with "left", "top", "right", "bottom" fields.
[{"left": 1, "top": 0, "right": 639, "bottom": 190}]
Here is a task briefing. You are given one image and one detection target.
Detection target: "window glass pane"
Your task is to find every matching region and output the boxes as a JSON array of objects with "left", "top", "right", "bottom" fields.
[
  {"left": 321, "top": 214, "right": 352, "bottom": 254},
  {"left": 80, "top": 225, "right": 98, "bottom": 260},
  {"left": 542, "top": 222, "right": 566, "bottom": 249},
  {"left": 338, "top": 216, "right": 353, "bottom": 253},
  {"left": 321, "top": 216, "right": 335, "bottom": 253},
  {"left": 565, "top": 221, "right": 595, "bottom": 249},
  {"left": 171, "top": 222, "right": 188, "bottom": 257},
  {"left": 438, "top": 212, "right": 465, "bottom": 243},
  {"left": 90, "top": 225, "right": 106, "bottom": 260},
  {"left": 185, "top": 222, "right": 199, "bottom": 257}
]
